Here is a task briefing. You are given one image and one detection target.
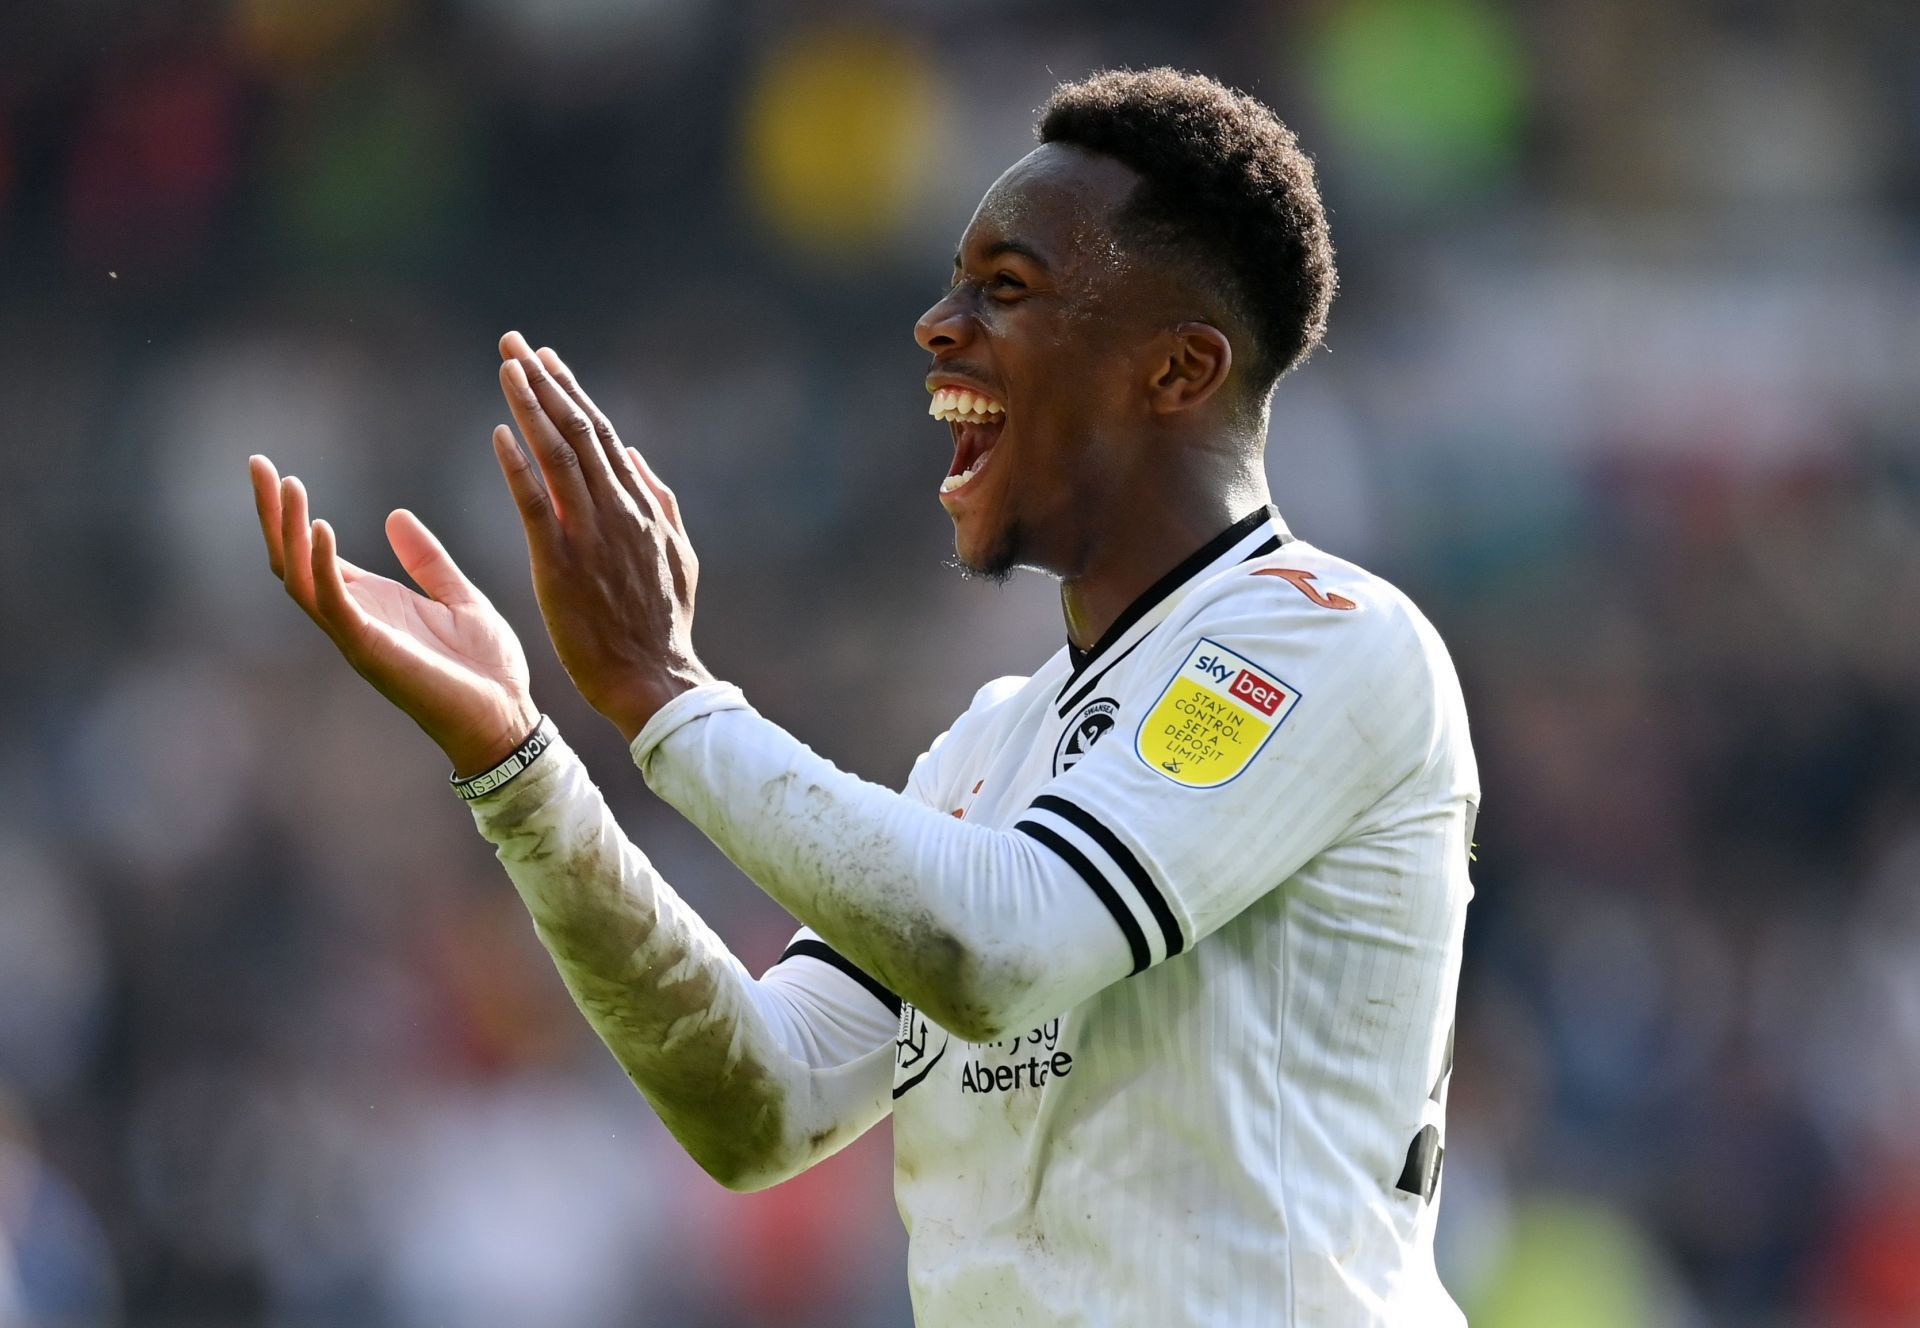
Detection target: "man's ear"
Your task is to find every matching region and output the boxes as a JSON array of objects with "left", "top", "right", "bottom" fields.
[{"left": 1146, "top": 322, "right": 1234, "bottom": 416}]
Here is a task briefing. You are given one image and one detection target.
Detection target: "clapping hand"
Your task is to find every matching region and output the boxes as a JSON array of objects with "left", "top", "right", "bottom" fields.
[
  {"left": 491, "top": 331, "right": 711, "bottom": 742},
  {"left": 248, "top": 456, "right": 540, "bottom": 775},
  {"left": 251, "top": 330, "right": 705, "bottom": 768}
]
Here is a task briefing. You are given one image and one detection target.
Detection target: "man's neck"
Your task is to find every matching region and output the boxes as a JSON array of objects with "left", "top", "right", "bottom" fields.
[{"left": 1058, "top": 472, "right": 1273, "bottom": 652}]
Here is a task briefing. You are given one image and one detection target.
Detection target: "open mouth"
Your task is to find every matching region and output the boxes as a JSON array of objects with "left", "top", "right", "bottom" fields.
[{"left": 928, "top": 387, "right": 1007, "bottom": 497}]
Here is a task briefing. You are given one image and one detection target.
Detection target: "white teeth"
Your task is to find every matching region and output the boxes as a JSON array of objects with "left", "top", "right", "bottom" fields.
[
  {"left": 940, "top": 450, "right": 991, "bottom": 493},
  {"left": 927, "top": 387, "right": 1006, "bottom": 423},
  {"left": 930, "top": 387, "right": 1004, "bottom": 493}
]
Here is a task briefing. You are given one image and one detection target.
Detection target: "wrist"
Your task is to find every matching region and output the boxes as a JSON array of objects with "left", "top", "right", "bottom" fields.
[
  {"left": 443, "top": 697, "right": 543, "bottom": 777},
  {"left": 605, "top": 663, "right": 714, "bottom": 744},
  {"left": 449, "top": 713, "right": 555, "bottom": 802},
  {"left": 628, "top": 680, "right": 752, "bottom": 770}
]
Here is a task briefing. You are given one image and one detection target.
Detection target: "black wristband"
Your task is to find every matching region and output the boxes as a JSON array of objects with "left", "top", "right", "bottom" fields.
[{"left": 450, "top": 717, "right": 554, "bottom": 801}]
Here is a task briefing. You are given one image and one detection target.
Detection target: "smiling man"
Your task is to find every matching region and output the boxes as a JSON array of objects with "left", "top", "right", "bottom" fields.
[{"left": 251, "top": 69, "right": 1477, "bottom": 1326}]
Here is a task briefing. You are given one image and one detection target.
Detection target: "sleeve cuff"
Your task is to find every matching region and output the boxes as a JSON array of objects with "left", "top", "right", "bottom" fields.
[
  {"left": 450, "top": 715, "right": 557, "bottom": 801},
  {"left": 629, "top": 681, "right": 752, "bottom": 768},
  {"left": 462, "top": 724, "right": 578, "bottom": 833}
]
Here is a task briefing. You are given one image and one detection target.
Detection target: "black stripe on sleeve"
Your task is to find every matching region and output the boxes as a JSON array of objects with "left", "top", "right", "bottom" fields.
[
  {"left": 1029, "top": 795, "right": 1186, "bottom": 959},
  {"left": 777, "top": 938, "right": 901, "bottom": 1017},
  {"left": 1016, "top": 819, "right": 1151, "bottom": 974}
]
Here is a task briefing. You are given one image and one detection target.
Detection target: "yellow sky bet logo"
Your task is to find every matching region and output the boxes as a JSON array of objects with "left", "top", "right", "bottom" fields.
[{"left": 1136, "top": 640, "right": 1299, "bottom": 788}]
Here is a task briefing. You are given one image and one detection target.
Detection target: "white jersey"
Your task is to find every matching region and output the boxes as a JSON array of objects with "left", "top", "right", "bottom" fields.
[
  {"left": 468, "top": 506, "right": 1477, "bottom": 1327},
  {"left": 779, "top": 508, "right": 1477, "bottom": 1325}
]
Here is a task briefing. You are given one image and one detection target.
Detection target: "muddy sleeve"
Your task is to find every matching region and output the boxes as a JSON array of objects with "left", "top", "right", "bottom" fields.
[
  {"left": 632, "top": 685, "right": 1135, "bottom": 1043},
  {"left": 467, "top": 725, "right": 896, "bottom": 1192}
]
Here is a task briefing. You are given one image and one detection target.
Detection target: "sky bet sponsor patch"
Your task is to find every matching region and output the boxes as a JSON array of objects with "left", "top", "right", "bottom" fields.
[{"left": 1136, "top": 639, "right": 1299, "bottom": 788}]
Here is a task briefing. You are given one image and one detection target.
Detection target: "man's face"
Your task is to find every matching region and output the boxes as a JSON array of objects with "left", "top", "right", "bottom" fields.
[{"left": 914, "top": 144, "right": 1154, "bottom": 579}]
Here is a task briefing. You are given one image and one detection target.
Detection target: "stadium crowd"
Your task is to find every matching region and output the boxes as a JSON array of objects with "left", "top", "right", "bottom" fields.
[{"left": 1, "top": 1, "right": 1917, "bottom": 1324}]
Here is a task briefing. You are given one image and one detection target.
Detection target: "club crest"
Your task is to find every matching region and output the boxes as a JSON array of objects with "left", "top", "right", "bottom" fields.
[{"left": 1054, "top": 697, "right": 1120, "bottom": 775}]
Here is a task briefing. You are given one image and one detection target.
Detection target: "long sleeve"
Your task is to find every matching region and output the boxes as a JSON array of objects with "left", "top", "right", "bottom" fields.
[
  {"left": 467, "top": 727, "right": 896, "bottom": 1191},
  {"left": 631, "top": 688, "right": 1137, "bottom": 1043}
]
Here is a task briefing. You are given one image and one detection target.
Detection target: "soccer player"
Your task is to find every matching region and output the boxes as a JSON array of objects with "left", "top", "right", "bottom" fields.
[{"left": 250, "top": 68, "right": 1477, "bottom": 1326}]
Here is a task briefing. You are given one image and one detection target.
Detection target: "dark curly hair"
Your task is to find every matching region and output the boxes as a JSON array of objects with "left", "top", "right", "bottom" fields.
[{"left": 1038, "top": 68, "right": 1336, "bottom": 398}]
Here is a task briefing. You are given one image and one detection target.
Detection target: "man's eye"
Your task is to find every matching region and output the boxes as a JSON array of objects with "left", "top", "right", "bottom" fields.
[{"left": 937, "top": 272, "right": 1026, "bottom": 300}]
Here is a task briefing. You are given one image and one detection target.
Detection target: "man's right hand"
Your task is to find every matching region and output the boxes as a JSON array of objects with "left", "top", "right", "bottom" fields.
[{"left": 249, "top": 454, "right": 541, "bottom": 776}]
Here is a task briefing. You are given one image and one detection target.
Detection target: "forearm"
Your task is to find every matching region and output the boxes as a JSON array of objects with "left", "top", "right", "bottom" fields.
[
  {"left": 468, "top": 728, "right": 888, "bottom": 1189},
  {"left": 633, "top": 688, "right": 1130, "bottom": 1042}
]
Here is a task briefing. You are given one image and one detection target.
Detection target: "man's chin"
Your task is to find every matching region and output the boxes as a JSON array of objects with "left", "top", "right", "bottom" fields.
[{"left": 951, "top": 519, "right": 1021, "bottom": 585}]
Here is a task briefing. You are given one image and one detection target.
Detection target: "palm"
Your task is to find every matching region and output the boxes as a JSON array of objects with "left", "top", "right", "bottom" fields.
[
  {"left": 332, "top": 558, "right": 534, "bottom": 769},
  {"left": 251, "top": 455, "right": 539, "bottom": 774},
  {"left": 339, "top": 559, "right": 525, "bottom": 692}
]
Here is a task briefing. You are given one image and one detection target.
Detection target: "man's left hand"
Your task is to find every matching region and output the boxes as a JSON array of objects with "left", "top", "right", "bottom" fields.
[{"left": 493, "top": 330, "right": 713, "bottom": 741}]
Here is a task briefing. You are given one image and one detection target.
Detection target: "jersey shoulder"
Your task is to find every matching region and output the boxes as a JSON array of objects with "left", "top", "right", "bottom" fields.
[
  {"left": 934, "top": 673, "right": 1034, "bottom": 755},
  {"left": 909, "top": 671, "right": 1042, "bottom": 807},
  {"left": 965, "top": 672, "right": 1037, "bottom": 715},
  {"left": 1145, "top": 540, "right": 1471, "bottom": 774},
  {"left": 1169, "top": 538, "right": 1442, "bottom": 666}
]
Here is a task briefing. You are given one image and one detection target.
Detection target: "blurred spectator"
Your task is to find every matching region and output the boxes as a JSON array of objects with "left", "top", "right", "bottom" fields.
[{"left": 0, "top": 1093, "right": 119, "bottom": 1325}]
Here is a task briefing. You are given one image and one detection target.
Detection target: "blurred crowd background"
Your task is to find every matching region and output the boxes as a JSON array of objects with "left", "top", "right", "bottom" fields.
[{"left": 2, "top": 0, "right": 1918, "bottom": 1325}]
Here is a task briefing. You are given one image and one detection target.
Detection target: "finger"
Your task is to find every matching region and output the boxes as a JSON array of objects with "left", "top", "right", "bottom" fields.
[
  {"left": 249, "top": 455, "right": 286, "bottom": 577},
  {"left": 499, "top": 359, "right": 595, "bottom": 522},
  {"left": 385, "top": 509, "right": 479, "bottom": 606},
  {"left": 625, "top": 445, "right": 683, "bottom": 531},
  {"left": 503, "top": 332, "right": 633, "bottom": 499},
  {"left": 516, "top": 352, "right": 622, "bottom": 503},
  {"left": 493, "top": 423, "right": 560, "bottom": 542},
  {"left": 280, "top": 476, "right": 319, "bottom": 612},
  {"left": 535, "top": 346, "right": 644, "bottom": 501},
  {"left": 310, "top": 519, "right": 369, "bottom": 644}
]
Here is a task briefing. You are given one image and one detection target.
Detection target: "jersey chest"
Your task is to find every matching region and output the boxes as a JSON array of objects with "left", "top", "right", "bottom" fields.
[
  {"left": 889, "top": 665, "right": 1153, "bottom": 1146},
  {"left": 938, "top": 668, "right": 1140, "bottom": 831},
  {"left": 891, "top": 675, "right": 1081, "bottom": 1129}
]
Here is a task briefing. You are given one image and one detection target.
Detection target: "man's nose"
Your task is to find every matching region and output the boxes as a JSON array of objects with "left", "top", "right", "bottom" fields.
[{"left": 914, "top": 290, "right": 972, "bottom": 353}]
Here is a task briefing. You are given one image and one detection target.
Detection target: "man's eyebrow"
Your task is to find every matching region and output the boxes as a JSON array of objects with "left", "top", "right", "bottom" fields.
[{"left": 954, "top": 240, "right": 1053, "bottom": 271}]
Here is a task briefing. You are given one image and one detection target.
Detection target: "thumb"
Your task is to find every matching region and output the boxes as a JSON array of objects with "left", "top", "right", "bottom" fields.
[{"left": 386, "top": 510, "right": 480, "bottom": 605}]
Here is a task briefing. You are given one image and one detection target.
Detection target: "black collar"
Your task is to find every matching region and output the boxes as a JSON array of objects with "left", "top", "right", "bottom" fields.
[{"left": 1056, "top": 505, "right": 1287, "bottom": 715}]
